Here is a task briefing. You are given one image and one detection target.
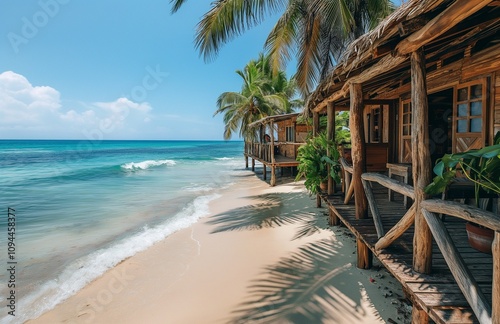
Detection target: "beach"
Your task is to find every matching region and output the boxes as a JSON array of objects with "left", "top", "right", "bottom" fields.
[{"left": 29, "top": 169, "right": 411, "bottom": 324}]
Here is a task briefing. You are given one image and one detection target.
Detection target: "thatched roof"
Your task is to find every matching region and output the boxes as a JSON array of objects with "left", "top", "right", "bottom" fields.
[{"left": 307, "top": 0, "right": 500, "bottom": 113}]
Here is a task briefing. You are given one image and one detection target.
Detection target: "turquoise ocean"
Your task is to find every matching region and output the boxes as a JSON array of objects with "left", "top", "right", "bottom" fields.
[{"left": 0, "top": 140, "right": 244, "bottom": 323}]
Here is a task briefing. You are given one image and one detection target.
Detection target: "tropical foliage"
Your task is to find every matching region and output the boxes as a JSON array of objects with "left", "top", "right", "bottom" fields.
[
  {"left": 214, "top": 54, "right": 301, "bottom": 140},
  {"left": 425, "top": 132, "right": 500, "bottom": 207},
  {"left": 295, "top": 133, "right": 341, "bottom": 194},
  {"left": 296, "top": 111, "right": 351, "bottom": 144},
  {"left": 170, "top": 0, "right": 394, "bottom": 95}
]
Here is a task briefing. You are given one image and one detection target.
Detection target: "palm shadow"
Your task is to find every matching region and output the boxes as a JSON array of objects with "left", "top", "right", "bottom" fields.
[
  {"left": 227, "top": 238, "right": 385, "bottom": 323},
  {"left": 206, "top": 192, "right": 325, "bottom": 240}
]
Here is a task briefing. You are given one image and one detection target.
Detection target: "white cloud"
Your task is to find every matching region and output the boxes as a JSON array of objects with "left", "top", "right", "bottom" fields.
[{"left": 0, "top": 71, "right": 154, "bottom": 139}]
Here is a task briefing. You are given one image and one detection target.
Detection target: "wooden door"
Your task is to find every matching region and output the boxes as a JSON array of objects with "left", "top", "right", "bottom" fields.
[{"left": 453, "top": 79, "right": 487, "bottom": 152}]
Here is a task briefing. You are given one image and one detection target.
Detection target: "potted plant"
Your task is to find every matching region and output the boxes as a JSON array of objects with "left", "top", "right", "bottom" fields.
[
  {"left": 295, "top": 133, "right": 341, "bottom": 194},
  {"left": 425, "top": 132, "right": 500, "bottom": 254}
]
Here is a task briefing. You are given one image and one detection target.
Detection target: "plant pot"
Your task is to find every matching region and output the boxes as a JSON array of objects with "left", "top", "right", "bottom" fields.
[
  {"left": 465, "top": 222, "right": 494, "bottom": 254},
  {"left": 319, "top": 181, "right": 328, "bottom": 192}
]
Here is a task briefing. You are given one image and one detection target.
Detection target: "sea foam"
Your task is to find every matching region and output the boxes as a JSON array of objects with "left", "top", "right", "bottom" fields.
[
  {"left": 3, "top": 193, "right": 220, "bottom": 324},
  {"left": 121, "top": 159, "right": 176, "bottom": 171}
]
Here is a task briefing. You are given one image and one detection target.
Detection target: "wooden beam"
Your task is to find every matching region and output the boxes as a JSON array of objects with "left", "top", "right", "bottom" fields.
[
  {"left": 395, "top": 0, "right": 493, "bottom": 56},
  {"left": 421, "top": 199, "right": 500, "bottom": 231},
  {"left": 376, "top": 203, "right": 416, "bottom": 250},
  {"left": 361, "top": 173, "right": 415, "bottom": 199},
  {"left": 421, "top": 209, "right": 492, "bottom": 324},
  {"left": 411, "top": 49, "right": 433, "bottom": 274},
  {"left": 362, "top": 179, "right": 384, "bottom": 238},
  {"left": 327, "top": 102, "right": 335, "bottom": 195}
]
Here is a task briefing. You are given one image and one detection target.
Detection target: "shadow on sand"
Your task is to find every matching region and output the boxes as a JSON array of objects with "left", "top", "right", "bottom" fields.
[
  {"left": 226, "top": 238, "right": 385, "bottom": 323},
  {"left": 206, "top": 192, "right": 325, "bottom": 240}
]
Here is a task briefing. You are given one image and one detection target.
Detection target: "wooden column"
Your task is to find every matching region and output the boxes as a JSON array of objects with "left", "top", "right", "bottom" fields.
[
  {"left": 411, "top": 305, "right": 429, "bottom": 324},
  {"left": 313, "top": 111, "right": 321, "bottom": 207},
  {"left": 270, "top": 121, "right": 276, "bottom": 186},
  {"left": 493, "top": 231, "right": 500, "bottom": 323},
  {"left": 411, "top": 49, "right": 433, "bottom": 274},
  {"left": 245, "top": 155, "right": 248, "bottom": 169},
  {"left": 313, "top": 111, "right": 320, "bottom": 136},
  {"left": 329, "top": 208, "right": 339, "bottom": 226},
  {"left": 251, "top": 158, "right": 255, "bottom": 171},
  {"left": 349, "top": 83, "right": 368, "bottom": 219},
  {"left": 350, "top": 83, "right": 370, "bottom": 269},
  {"left": 327, "top": 102, "right": 336, "bottom": 195}
]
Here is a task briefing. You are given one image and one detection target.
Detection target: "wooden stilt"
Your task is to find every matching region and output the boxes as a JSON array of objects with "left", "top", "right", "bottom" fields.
[
  {"left": 356, "top": 238, "right": 372, "bottom": 269},
  {"left": 245, "top": 155, "right": 248, "bottom": 169},
  {"left": 316, "top": 194, "right": 321, "bottom": 208},
  {"left": 411, "top": 305, "right": 429, "bottom": 324},
  {"left": 350, "top": 83, "right": 370, "bottom": 269},
  {"left": 329, "top": 208, "right": 339, "bottom": 226},
  {"left": 492, "top": 231, "right": 500, "bottom": 323},
  {"left": 327, "top": 102, "right": 336, "bottom": 195},
  {"left": 271, "top": 166, "right": 276, "bottom": 186},
  {"left": 251, "top": 158, "right": 255, "bottom": 171},
  {"left": 411, "top": 49, "right": 433, "bottom": 274},
  {"left": 263, "top": 164, "right": 267, "bottom": 180}
]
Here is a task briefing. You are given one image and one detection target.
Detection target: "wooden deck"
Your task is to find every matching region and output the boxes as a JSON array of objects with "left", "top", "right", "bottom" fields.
[{"left": 320, "top": 184, "right": 493, "bottom": 324}]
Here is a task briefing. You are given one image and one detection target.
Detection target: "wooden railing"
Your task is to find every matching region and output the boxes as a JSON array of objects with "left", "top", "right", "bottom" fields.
[
  {"left": 360, "top": 172, "right": 499, "bottom": 323},
  {"left": 244, "top": 141, "right": 303, "bottom": 164}
]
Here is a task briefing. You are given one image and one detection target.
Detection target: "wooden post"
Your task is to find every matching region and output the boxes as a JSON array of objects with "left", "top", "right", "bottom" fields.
[
  {"left": 411, "top": 49, "right": 433, "bottom": 274},
  {"left": 270, "top": 121, "right": 276, "bottom": 186},
  {"left": 411, "top": 305, "right": 429, "bottom": 324},
  {"left": 357, "top": 240, "right": 372, "bottom": 269},
  {"left": 251, "top": 158, "right": 255, "bottom": 171},
  {"left": 263, "top": 164, "right": 267, "bottom": 180},
  {"left": 350, "top": 83, "right": 370, "bottom": 269},
  {"left": 245, "top": 155, "right": 248, "bottom": 169},
  {"left": 329, "top": 208, "right": 339, "bottom": 226},
  {"left": 349, "top": 83, "right": 368, "bottom": 219},
  {"left": 313, "top": 111, "right": 319, "bottom": 136},
  {"left": 493, "top": 231, "right": 500, "bottom": 324},
  {"left": 313, "top": 111, "right": 321, "bottom": 206},
  {"left": 327, "top": 102, "right": 336, "bottom": 195}
]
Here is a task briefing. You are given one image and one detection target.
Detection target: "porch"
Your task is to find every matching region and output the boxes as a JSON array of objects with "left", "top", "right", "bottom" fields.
[{"left": 320, "top": 176, "right": 495, "bottom": 324}]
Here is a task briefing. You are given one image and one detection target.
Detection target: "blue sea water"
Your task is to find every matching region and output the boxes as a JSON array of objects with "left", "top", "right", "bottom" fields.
[{"left": 0, "top": 140, "right": 244, "bottom": 322}]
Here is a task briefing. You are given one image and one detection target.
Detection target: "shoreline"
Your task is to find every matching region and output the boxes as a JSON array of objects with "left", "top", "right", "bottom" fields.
[{"left": 28, "top": 170, "right": 411, "bottom": 323}]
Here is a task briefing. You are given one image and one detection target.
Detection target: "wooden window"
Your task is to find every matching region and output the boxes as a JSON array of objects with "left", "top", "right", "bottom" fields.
[
  {"left": 453, "top": 79, "right": 487, "bottom": 152},
  {"left": 399, "top": 100, "right": 412, "bottom": 163},
  {"left": 285, "top": 126, "right": 294, "bottom": 142}
]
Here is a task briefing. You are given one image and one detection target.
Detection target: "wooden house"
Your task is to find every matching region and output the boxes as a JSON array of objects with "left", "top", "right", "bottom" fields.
[
  {"left": 307, "top": 0, "right": 500, "bottom": 323},
  {"left": 244, "top": 113, "right": 312, "bottom": 186}
]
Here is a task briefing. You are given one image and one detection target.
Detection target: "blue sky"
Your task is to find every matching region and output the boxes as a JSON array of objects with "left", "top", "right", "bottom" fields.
[{"left": 0, "top": 1, "right": 287, "bottom": 140}]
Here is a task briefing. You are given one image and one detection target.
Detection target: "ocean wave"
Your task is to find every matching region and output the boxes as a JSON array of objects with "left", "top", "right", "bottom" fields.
[
  {"left": 6, "top": 193, "right": 220, "bottom": 324},
  {"left": 121, "top": 159, "right": 176, "bottom": 171},
  {"left": 215, "top": 157, "right": 235, "bottom": 161}
]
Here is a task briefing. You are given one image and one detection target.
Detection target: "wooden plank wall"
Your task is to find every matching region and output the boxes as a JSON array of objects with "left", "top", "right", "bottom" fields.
[{"left": 494, "top": 72, "right": 500, "bottom": 136}]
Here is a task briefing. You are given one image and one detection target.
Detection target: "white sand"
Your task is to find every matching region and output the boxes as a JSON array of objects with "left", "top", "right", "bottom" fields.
[{"left": 30, "top": 170, "right": 411, "bottom": 323}]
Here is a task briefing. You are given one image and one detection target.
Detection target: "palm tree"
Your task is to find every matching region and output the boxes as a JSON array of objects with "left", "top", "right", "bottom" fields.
[
  {"left": 170, "top": 0, "right": 394, "bottom": 95},
  {"left": 215, "top": 54, "right": 301, "bottom": 140}
]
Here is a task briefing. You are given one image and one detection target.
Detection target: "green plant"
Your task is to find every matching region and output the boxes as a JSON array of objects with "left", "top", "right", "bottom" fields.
[
  {"left": 295, "top": 133, "right": 341, "bottom": 194},
  {"left": 425, "top": 132, "right": 500, "bottom": 206}
]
